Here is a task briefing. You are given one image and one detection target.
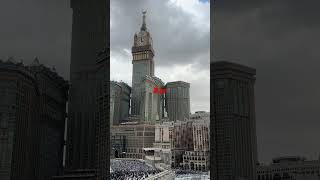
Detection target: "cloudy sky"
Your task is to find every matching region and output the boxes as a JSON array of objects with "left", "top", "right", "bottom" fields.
[
  {"left": 0, "top": 0, "right": 71, "bottom": 78},
  {"left": 111, "top": 0, "right": 210, "bottom": 113},
  {"left": 212, "top": 0, "right": 320, "bottom": 163}
]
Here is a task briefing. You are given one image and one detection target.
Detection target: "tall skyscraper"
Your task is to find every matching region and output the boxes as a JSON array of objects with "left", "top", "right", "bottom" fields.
[
  {"left": 0, "top": 58, "right": 68, "bottom": 180},
  {"left": 66, "top": 0, "right": 107, "bottom": 171},
  {"left": 131, "top": 10, "right": 155, "bottom": 116},
  {"left": 211, "top": 61, "right": 258, "bottom": 180},
  {"left": 165, "top": 81, "right": 190, "bottom": 121},
  {"left": 95, "top": 46, "right": 110, "bottom": 180}
]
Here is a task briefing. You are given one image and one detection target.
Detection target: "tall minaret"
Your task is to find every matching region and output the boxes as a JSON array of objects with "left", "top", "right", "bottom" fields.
[
  {"left": 131, "top": 10, "right": 155, "bottom": 117},
  {"left": 66, "top": 0, "right": 108, "bottom": 170}
]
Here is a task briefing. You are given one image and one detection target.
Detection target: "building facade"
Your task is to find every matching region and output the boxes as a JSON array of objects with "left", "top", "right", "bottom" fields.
[
  {"left": 154, "top": 121, "right": 174, "bottom": 150},
  {"left": 131, "top": 11, "right": 155, "bottom": 117},
  {"left": 211, "top": 61, "right": 258, "bottom": 180},
  {"left": 66, "top": 0, "right": 108, "bottom": 171},
  {"left": 182, "top": 117, "right": 210, "bottom": 171},
  {"left": 110, "top": 81, "right": 131, "bottom": 125},
  {"left": 95, "top": 46, "right": 109, "bottom": 180},
  {"left": 153, "top": 112, "right": 210, "bottom": 170},
  {"left": 0, "top": 58, "right": 68, "bottom": 180},
  {"left": 257, "top": 156, "right": 320, "bottom": 180},
  {"left": 110, "top": 81, "right": 122, "bottom": 125},
  {"left": 130, "top": 11, "right": 165, "bottom": 125},
  {"left": 111, "top": 123, "right": 155, "bottom": 159},
  {"left": 165, "top": 81, "right": 190, "bottom": 122}
]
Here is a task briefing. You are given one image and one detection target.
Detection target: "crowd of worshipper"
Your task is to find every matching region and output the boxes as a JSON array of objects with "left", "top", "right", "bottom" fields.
[{"left": 110, "top": 159, "right": 160, "bottom": 180}]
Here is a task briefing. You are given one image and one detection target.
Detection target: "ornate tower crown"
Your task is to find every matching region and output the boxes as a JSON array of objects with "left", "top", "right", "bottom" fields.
[{"left": 133, "top": 10, "right": 153, "bottom": 48}]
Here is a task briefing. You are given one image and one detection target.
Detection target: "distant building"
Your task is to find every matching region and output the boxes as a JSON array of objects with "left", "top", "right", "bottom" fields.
[
  {"left": 119, "top": 82, "right": 131, "bottom": 121},
  {"left": 111, "top": 123, "right": 155, "bottom": 159},
  {"left": 154, "top": 121, "right": 174, "bottom": 150},
  {"left": 182, "top": 112, "right": 210, "bottom": 171},
  {"left": 0, "top": 58, "right": 68, "bottom": 180},
  {"left": 257, "top": 156, "right": 320, "bottom": 180},
  {"left": 211, "top": 61, "right": 258, "bottom": 180},
  {"left": 131, "top": 11, "right": 155, "bottom": 117},
  {"left": 153, "top": 112, "right": 210, "bottom": 171},
  {"left": 110, "top": 81, "right": 131, "bottom": 125},
  {"left": 165, "top": 81, "right": 190, "bottom": 122}
]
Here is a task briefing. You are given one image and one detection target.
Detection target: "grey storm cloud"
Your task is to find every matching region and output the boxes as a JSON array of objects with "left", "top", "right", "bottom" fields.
[
  {"left": 111, "top": 0, "right": 210, "bottom": 68},
  {"left": 212, "top": 0, "right": 320, "bottom": 163},
  {"left": 0, "top": 0, "right": 72, "bottom": 79}
]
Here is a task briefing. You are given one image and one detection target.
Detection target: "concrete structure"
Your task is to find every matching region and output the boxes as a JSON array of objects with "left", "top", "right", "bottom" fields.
[
  {"left": 165, "top": 81, "right": 190, "bottom": 122},
  {"left": 119, "top": 82, "right": 131, "bottom": 121},
  {"left": 211, "top": 61, "right": 258, "bottom": 180},
  {"left": 153, "top": 112, "right": 210, "bottom": 171},
  {"left": 66, "top": 0, "right": 107, "bottom": 172},
  {"left": 131, "top": 11, "right": 155, "bottom": 117},
  {"left": 183, "top": 151, "right": 210, "bottom": 172},
  {"left": 182, "top": 113, "right": 210, "bottom": 171},
  {"left": 0, "top": 58, "right": 68, "bottom": 180},
  {"left": 154, "top": 121, "right": 174, "bottom": 150},
  {"left": 171, "top": 120, "right": 193, "bottom": 168},
  {"left": 111, "top": 123, "right": 155, "bottom": 159},
  {"left": 129, "top": 11, "right": 165, "bottom": 124},
  {"left": 110, "top": 81, "right": 131, "bottom": 125},
  {"left": 257, "top": 156, "right": 320, "bottom": 180},
  {"left": 110, "top": 81, "right": 121, "bottom": 125},
  {"left": 95, "top": 46, "right": 109, "bottom": 180}
]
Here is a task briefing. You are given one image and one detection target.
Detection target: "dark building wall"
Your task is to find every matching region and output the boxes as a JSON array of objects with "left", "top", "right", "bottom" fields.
[
  {"left": 29, "top": 63, "right": 69, "bottom": 180},
  {"left": 0, "top": 60, "right": 68, "bottom": 180},
  {"left": 66, "top": 0, "right": 108, "bottom": 171},
  {"left": 95, "top": 46, "right": 110, "bottom": 179},
  {"left": 211, "top": 61, "right": 258, "bottom": 180}
]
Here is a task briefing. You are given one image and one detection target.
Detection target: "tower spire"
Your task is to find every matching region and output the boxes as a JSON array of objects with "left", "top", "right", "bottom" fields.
[{"left": 141, "top": 9, "right": 147, "bottom": 31}]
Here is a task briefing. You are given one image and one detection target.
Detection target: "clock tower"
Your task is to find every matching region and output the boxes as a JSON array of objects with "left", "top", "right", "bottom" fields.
[{"left": 131, "top": 10, "right": 155, "bottom": 116}]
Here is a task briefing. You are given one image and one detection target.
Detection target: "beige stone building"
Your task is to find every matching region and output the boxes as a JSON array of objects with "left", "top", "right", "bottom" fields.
[
  {"left": 153, "top": 112, "right": 210, "bottom": 171},
  {"left": 111, "top": 123, "right": 155, "bottom": 159},
  {"left": 182, "top": 116, "right": 210, "bottom": 171}
]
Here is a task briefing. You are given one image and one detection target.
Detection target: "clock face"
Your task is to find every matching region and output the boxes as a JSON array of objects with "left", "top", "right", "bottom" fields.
[{"left": 136, "top": 31, "right": 147, "bottom": 46}]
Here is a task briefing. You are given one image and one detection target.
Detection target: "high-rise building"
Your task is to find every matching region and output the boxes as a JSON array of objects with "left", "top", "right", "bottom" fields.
[
  {"left": 130, "top": 11, "right": 164, "bottom": 124},
  {"left": 211, "top": 61, "right": 258, "bottom": 180},
  {"left": 29, "top": 59, "right": 69, "bottom": 180},
  {"left": 131, "top": 11, "right": 155, "bottom": 117},
  {"left": 110, "top": 81, "right": 131, "bottom": 125},
  {"left": 66, "top": 0, "right": 107, "bottom": 171},
  {"left": 95, "top": 46, "right": 109, "bottom": 180},
  {"left": 165, "top": 81, "right": 190, "bottom": 121},
  {"left": 0, "top": 58, "right": 68, "bottom": 180}
]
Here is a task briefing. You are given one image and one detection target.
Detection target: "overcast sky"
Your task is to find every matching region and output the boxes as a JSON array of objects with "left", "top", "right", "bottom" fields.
[
  {"left": 212, "top": 0, "right": 320, "bottom": 163},
  {"left": 111, "top": 0, "right": 210, "bottom": 113},
  {"left": 0, "top": 0, "right": 71, "bottom": 78}
]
